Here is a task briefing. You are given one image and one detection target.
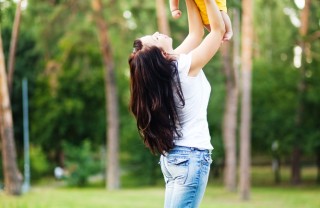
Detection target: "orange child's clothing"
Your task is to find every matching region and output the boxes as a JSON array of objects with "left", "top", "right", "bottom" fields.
[{"left": 194, "top": 0, "right": 227, "bottom": 25}]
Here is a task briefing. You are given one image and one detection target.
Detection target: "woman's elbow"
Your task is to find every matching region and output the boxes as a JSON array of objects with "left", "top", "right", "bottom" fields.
[
  {"left": 190, "top": 29, "right": 205, "bottom": 41},
  {"left": 198, "top": 29, "right": 205, "bottom": 41},
  {"left": 195, "top": 28, "right": 205, "bottom": 38},
  {"left": 211, "top": 24, "right": 225, "bottom": 38},
  {"left": 217, "top": 23, "right": 226, "bottom": 36}
]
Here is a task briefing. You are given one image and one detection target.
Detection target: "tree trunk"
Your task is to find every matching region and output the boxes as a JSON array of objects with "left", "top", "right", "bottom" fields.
[
  {"left": 0, "top": 30, "right": 22, "bottom": 195},
  {"left": 91, "top": 0, "right": 120, "bottom": 190},
  {"left": 316, "top": 147, "right": 320, "bottom": 184},
  {"left": 221, "top": 44, "right": 238, "bottom": 192},
  {"left": 156, "top": 0, "right": 171, "bottom": 35},
  {"left": 291, "top": 0, "right": 311, "bottom": 185},
  {"left": 7, "top": 0, "right": 22, "bottom": 95},
  {"left": 291, "top": 147, "right": 301, "bottom": 184},
  {"left": 239, "top": 0, "right": 253, "bottom": 200},
  {"left": 221, "top": 9, "right": 239, "bottom": 192}
]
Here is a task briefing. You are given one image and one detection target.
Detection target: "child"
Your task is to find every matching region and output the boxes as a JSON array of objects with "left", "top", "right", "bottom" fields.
[{"left": 169, "top": 0, "right": 233, "bottom": 41}]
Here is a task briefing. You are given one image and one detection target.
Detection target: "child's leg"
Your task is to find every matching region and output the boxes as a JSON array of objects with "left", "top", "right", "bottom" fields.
[
  {"left": 193, "top": 0, "right": 227, "bottom": 26},
  {"left": 194, "top": 0, "right": 209, "bottom": 25},
  {"left": 215, "top": 0, "right": 227, "bottom": 13},
  {"left": 194, "top": 0, "right": 232, "bottom": 41}
]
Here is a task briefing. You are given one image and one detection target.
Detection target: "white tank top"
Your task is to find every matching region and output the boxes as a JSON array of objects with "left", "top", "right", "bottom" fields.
[{"left": 173, "top": 53, "right": 213, "bottom": 150}]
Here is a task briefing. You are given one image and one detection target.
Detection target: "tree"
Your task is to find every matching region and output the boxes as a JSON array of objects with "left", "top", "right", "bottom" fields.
[
  {"left": 0, "top": 29, "right": 22, "bottom": 195},
  {"left": 7, "top": 0, "right": 22, "bottom": 95},
  {"left": 291, "top": 0, "right": 311, "bottom": 185},
  {"left": 221, "top": 8, "right": 240, "bottom": 192},
  {"left": 91, "top": 0, "right": 120, "bottom": 190},
  {"left": 239, "top": 0, "right": 253, "bottom": 200}
]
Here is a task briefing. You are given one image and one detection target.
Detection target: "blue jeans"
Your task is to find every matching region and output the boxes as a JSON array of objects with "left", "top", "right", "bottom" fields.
[{"left": 160, "top": 146, "right": 212, "bottom": 208}]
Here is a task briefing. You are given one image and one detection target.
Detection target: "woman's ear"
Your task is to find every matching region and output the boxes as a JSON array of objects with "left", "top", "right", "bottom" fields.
[{"left": 162, "top": 50, "right": 168, "bottom": 58}]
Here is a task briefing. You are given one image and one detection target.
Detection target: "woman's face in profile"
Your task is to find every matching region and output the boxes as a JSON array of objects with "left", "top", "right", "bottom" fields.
[{"left": 140, "top": 32, "right": 173, "bottom": 52}]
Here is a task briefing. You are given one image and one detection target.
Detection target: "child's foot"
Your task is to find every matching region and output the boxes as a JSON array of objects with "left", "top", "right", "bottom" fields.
[{"left": 171, "top": 9, "right": 182, "bottom": 19}]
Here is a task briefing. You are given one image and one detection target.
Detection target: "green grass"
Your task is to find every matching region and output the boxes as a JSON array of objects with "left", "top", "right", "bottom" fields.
[
  {"left": 1, "top": 185, "right": 319, "bottom": 208},
  {"left": 1, "top": 166, "right": 319, "bottom": 208}
]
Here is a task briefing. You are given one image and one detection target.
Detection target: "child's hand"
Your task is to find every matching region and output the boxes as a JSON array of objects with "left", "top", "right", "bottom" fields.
[
  {"left": 171, "top": 9, "right": 182, "bottom": 19},
  {"left": 223, "top": 30, "right": 233, "bottom": 41},
  {"left": 220, "top": 11, "right": 233, "bottom": 42}
]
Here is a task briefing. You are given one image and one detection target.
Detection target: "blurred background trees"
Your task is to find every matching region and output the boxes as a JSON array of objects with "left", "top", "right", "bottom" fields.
[{"left": 0, "top": 0, "right": 319, "bottom": 196}]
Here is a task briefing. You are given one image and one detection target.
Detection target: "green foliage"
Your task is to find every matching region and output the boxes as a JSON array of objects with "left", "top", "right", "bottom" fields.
[
  {"left": 252, "top": 59, "right": 299, "bottom": 155},
  {"left": 29, "top": 145, "right": 51, "bottom": 180},
  {"left": 0, "top": 156, "right": 2, "bottom": 188},
  {"left": 63, "top": 141, "right": 102, "bottom": 187},
  {"left": 302, "top": 55, "right": 320, "bottom": 155},
  {"left": 204, "top": 54, "right": 226, "bottom": 164},
  {"left": 0, "top": 0, "right": 15, "bottom": 27},
  {"left": 25, "top": 1, "right": 106, "bottom": 165}
]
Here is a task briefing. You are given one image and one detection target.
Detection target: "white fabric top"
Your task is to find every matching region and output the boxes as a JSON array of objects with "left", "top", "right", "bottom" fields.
[{"left": 173, "top": 53, "right": 213, "bottom": 150}]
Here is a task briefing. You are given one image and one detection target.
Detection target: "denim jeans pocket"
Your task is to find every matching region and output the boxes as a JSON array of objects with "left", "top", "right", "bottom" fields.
[
  {"left": 203, "top": 154, "right": 213, "bottom": 165},
  {"left": 166, "top": 155, "right": 190, "bottom": 185}
]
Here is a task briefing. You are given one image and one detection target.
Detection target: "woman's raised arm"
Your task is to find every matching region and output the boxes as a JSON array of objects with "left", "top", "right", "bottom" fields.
[
  {"left": 174, "top": 0, "right": 204, "bottom": 54},
  {"left": 188, "top": 0, "right": 225, "bottom": 76}
]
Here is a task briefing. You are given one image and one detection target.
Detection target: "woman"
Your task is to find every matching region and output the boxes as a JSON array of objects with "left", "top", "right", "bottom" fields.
[{"left": 128, "top": 0, "right": 225, "bottom": 207}]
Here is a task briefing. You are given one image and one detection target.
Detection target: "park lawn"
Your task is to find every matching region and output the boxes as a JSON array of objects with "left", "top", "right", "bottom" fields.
[{"left": 1, "top": 185, "right": 319, "bottom": 208}]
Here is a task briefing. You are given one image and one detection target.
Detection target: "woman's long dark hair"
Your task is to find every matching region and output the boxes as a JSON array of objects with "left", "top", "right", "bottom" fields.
[{"left": 128, "top": 39, "right": 184, "bottom": 155}]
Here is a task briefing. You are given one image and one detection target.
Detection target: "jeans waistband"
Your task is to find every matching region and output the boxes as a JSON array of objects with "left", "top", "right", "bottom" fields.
[{"left": 171, "top": 145, "right": 212, "bottom": 154}]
